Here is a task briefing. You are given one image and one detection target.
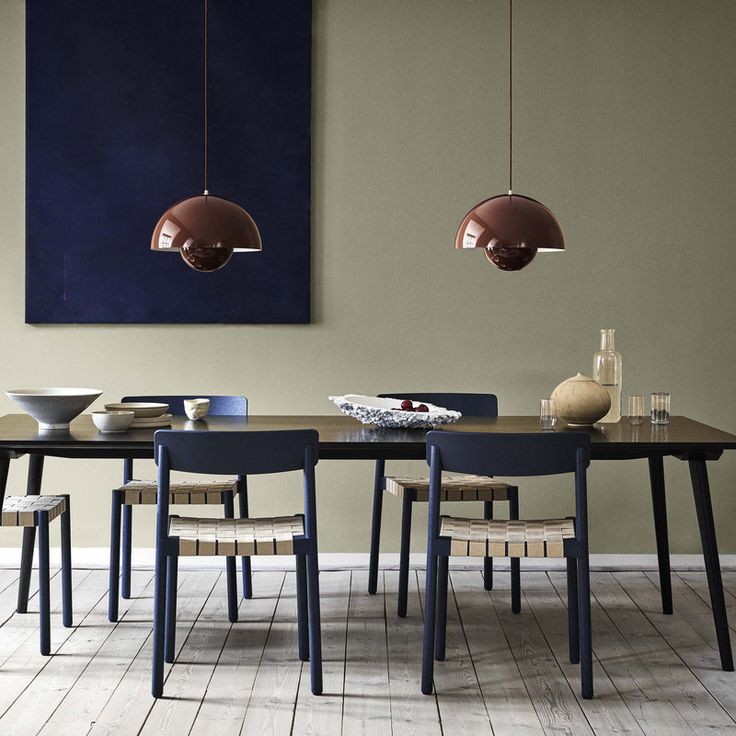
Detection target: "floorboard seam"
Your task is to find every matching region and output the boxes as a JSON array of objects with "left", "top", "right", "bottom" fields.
[{"left": 236, "top": 571, "right": 287, "bottom": 736}]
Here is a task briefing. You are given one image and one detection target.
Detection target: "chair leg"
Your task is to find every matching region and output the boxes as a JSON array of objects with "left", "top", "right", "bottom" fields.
[
  {"left": 165, "top": 555, "right": 178, "bottom": 663},
  {"left": 37, "top": 512, "right": 51, "bottom": 655},
  {"left": 566, "top": 557, "right": 579, "bottom": 664},
  {"left": 435, "top": 555, "right": 449, "bottom": 661},
  {"left": 223, "top": 492, "right": 238, "bottom": 623},
  {"left": 368, "top": 459, "right": 385, "bottom": 595},
  {"left": 577, "top": 553, "right": 593, "bottom": 699},
  {"left": 509, "top": 488, "right": 521, "bottom": 614},
  {"left": 398, "top": 494, "right": 413, "bottom": 617},
  {"left": 296, "top": 554, "right": 309, "bottom": 662},
  {"left": 151, "top": 549, "right": 168, "bottom": 698},
  {"left": 421, "top": 552, "right": 438, "bottom": 695},
  {"left": 237, "top": 485, "right": 253, "bottom": 599},
  {"left": 121, "top": 503, "right": 133, "bottom": 599},
  {"left": 108, "top": 490, "right": 122, "bottom": 622},
  {"left": 306, "top": 550, "right": 323, "bottom": 695},
  {"left": 60, "top": 495, "right": 73, "bottom": 628},
  {"left": 483, "top": 500, "right": 493, "bottom": 590}
]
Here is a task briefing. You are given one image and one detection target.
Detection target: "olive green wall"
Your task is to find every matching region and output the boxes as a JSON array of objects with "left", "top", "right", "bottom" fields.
[{"left": 1, "top": 0, "right": 735, "bottom": 554}]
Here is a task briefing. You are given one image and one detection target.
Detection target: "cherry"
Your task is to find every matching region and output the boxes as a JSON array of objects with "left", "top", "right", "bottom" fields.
[
  {"left": 416, "top": 404, "right": 429, "bottom": 412},
  {"left": 400, "top": 399, "right": 414, "bottom": 411}
]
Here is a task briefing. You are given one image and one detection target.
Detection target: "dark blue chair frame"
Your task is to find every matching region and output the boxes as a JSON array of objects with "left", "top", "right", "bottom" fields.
[
  {"left": 151, "top": 429, "right": 322, "bottom": 698},
  {"left": 421, "top": 431, "right": 593, "bottom": 699},
  {"left": 108, "top": 395, "right": 250, "bottom": 623},
  {"left": 368, "top": 393, "right": 521, "bottom": 615},
  {"left": 0, "top": 454, "right": 72, "bottom": 654}
]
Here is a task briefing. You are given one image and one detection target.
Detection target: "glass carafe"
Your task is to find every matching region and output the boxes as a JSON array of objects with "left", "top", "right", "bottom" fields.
[{"left": 593, "top": 328, "right": 622, "bottom": 423}]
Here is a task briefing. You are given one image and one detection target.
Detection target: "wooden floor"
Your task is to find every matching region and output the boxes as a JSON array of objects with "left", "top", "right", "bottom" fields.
[{"left": 0, "top": 567, "right": 735, "bottom": 735}]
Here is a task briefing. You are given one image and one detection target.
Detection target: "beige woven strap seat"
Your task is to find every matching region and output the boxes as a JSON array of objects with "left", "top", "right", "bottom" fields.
[
  {"left": 440, "top": 516, "right": 575, "bottom": 558},
  {"left": 385, "top": 474, "right": 514, "bottom": 503},
  {"left": 117, "top": 480, "right": 238, "bottom": 505},
  {"left": 169, "top": 515, "right": 304, "bottom": 556},
  {"left": 2, "top": 496, "right": 67, "bottom": 527}
]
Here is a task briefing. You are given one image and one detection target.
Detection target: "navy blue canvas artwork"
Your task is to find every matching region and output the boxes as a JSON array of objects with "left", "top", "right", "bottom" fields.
[{"left": 26, "top": 0, "right": 311, "bottom": 323}]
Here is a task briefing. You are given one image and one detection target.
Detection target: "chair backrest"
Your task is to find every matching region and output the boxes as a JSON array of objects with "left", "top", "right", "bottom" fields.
[
  {"left": 122, "top": 395, "right": 247, "bottom": 417},
  {"left": 154, "top": 429, "right": 319, "bottom": 475},
  {"left": 379, "top": 392, "right": 498, "bottom": 417},
  {"left": 427, "top": 431, "right": 590, "bottom": 477}
]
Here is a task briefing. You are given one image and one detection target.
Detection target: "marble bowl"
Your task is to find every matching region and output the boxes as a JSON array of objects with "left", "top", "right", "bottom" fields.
[
  {"left": 330, "top": 394, "right": 461, "bottom": 429},
  {"left": 7, "top": 387, "right": 103, "bottom": 430},
  {"left": 92, "top": 410, "right": 135, "bottom": 433}
]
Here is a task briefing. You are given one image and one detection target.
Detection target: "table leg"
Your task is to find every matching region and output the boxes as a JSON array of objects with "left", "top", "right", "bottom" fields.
[
  {"left": 648, "top": 456, "right": 672, "bottom": 614},
  {"left": 17, "top": 454, "right": 44, "bottom": 613},
  {"left": 689, "top": 457, "right": 733, "bottom": 671},
  {"left": 0, "top": 454, "right": 10, "bottom": 508}
]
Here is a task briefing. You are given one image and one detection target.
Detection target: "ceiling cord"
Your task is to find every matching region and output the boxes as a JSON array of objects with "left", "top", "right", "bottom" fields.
[
  {"left": 203, "top": 0, "right": 209, "bottom": 196},
  {"left": 508, "top": 0, "right": 513, "bottom": 195}
]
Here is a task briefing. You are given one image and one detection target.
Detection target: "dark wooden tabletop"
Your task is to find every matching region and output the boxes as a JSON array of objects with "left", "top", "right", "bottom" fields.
[{"left": 0, "top": 413, "right": 734, "bottom": 461}]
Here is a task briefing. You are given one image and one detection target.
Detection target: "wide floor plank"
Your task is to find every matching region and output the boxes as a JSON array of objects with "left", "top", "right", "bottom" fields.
[
  {"left": 451, "top": 570, "right": 545, "bottom": 736},
  {"left": 238, "top": 572, "right": 304, "bottom": 735},
  {"left": 342, "top": 569, "right": 392, "bottom": 736},
  {"left": 293, "top": 570, "right": 351, "bottom": 736},
  {"left": 384, "top": 570, "right": 442, "bottom": 736},
  {"left": 510, "top": 571, "right": 644, "bottom": 736},
  {"left": 189, "top": 571, "right": 285, "bottom": 736},
  {"left": 491, "top": 573, "right": 594, "bottom": 736}
]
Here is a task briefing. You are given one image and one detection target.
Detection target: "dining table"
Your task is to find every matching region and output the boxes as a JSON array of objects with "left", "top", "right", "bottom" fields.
[{"left": 0, "top": 412, "right": 734, "bottom": 671}]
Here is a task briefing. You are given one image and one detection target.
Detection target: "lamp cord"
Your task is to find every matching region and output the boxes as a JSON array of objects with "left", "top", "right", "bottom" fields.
[
  {"left": 203, "top": 0, "right": 209, "bottom": 196},
  {"left": 508, "top": 0, "right": 512, "bottom": 195}
]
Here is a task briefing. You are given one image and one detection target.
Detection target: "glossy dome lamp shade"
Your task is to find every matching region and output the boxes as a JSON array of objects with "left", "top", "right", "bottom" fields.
[
  {"left": 455, "top": 0, "right": 565, "bottom": 273},
  {"left": 454, "top": 193, "right": 565, "bottom": 272},
  {"left": 151, "top": 195, "right": 262, "bottom": 273},
  {"left": 151, "top": 0, "right": 261, "bottom": 273}
]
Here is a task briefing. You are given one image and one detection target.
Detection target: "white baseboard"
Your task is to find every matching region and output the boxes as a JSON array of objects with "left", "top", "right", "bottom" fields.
[{"left": 0, "top": 548, "right": 731, "bottom": 572}]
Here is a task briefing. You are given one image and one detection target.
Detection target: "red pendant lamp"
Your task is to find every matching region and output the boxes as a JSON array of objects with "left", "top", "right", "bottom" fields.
[
  {"left": 454, "top": 0, "right": 564, "bottom": 272},
  {"left": 151, "top": 0, "right": 262, "bottom": 272}
]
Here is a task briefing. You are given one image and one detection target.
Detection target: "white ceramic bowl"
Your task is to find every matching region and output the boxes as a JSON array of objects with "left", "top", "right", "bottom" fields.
[
  {"left": 92, "top": 410, "right": 135, "bottom": 433},
  {"left": 104, "top": 402, "right": 169, "bottom": 418},
  {"left": 7, "top": 388, "right": 103, "bottom": 430},
  {"left": 184, "top": 398, "right": 210, "bottom": 420},
  {"left": 329, "top": 394, "right": 462, "bottom": 429}
]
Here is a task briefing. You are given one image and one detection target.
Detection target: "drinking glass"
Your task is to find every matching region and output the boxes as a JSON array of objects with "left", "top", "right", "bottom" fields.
[
  {"left": 626, "top": 395, "right": 645, "bottom": 425},
  {"left": 650, "top": 392, "right": 671, "bottom": 425},
  {"left": 540, "top": 399, "right": 557, "bottom": 430}
]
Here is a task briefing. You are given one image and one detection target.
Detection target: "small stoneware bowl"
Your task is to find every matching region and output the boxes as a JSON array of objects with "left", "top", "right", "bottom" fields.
[
  {"left": 92, "top": 410, "right": 135, "bottom": 433},
  {"left": 184, "top": 398, "right": 210, "bottom": 421}
]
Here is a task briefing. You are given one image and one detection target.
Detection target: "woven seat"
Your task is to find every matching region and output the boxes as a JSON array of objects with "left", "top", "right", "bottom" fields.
[
  {"left": 116, "top": 480, "right": 238, "bottom": 505},
  {"left": 440, "top": 516, "right": 575, "bottom": 558},
  {"left": 385, "top": 474, "right": 514, "bottom": 502},
  {"left": 1, "top": 496, "right": 67, "bottom": 527},
  {"left": 170, "top": 514, "right": 304, "bottom": 556}
]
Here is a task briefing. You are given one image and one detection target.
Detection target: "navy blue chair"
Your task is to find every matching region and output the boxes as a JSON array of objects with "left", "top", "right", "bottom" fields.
[
  {"left": 108, "top": 395, "right": 249, "bottom": 622},
  {"left": 368, "top": 393, "right": 521, "bottom": 615},
  {"left": 421, "top": 431, "right": 593, "bottom": 699},
  {"left": 151, "top": 429, "right": 322, "bottom": 698}
]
